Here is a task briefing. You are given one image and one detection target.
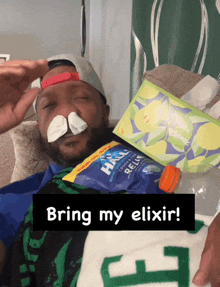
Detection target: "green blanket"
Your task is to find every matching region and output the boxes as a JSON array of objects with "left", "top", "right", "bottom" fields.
[{"left": 0, "top": 167, "right": 102, "bottom": 287}]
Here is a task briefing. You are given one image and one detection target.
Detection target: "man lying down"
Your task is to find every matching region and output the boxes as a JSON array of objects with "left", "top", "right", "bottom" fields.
[{"left": 0, "top": 55, "right": 220, "bottom": 286}]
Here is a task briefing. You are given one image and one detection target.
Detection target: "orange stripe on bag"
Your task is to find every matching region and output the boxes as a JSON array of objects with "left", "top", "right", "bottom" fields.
[{"left": 62, "top": 141, "right": 120, "bottom": 182}]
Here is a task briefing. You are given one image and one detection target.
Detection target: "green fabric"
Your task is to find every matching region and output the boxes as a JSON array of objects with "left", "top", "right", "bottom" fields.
[
  {"left": 187, "top": 220, "right": 205, "bottom": 234},
  {"left": 0, "top": 167, "right": 97, "bottom": 287},
  {"left": 0, "top": 165, "right": 206, "bottom": 286},
  {"left": 130, "top": 0, "right": 220, "bottom": 100}
]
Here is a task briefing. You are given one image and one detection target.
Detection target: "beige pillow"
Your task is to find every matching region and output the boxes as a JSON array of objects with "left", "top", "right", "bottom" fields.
[
  {"left": 0, "top": 131, "right": 15, "bottom": 188},
  {"left": 9, "top": 121, "right": 49, "bottom": 183}
]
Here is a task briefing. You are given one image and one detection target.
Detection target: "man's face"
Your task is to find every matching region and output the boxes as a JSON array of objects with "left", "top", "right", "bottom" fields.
[{"left": 37, "top": 65, "right": 110, "bottom": 167}]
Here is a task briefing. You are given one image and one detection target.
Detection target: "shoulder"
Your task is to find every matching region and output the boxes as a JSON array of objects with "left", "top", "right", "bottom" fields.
[{"left": 0, "top": 172, "right": 45, "bottom": 195}]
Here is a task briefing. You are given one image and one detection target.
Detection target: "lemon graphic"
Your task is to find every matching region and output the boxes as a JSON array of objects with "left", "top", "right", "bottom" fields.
[
  {"left": 169, "top": 98, "right": 187, "bottom": 109},
  {"left": 188, "top": 156, "right": 206, "bottom": 167},
  {"left": 134, "top": 101, "right": 166, "bottom": 133},
  {"left": 196, "top": 123, "right": 220, "bottom": 150},
  {"left": 140, "top": 84, "right": 159, "bottom": 99},
  {"left": 145, "top": 140, "right": 167, "bottom": 155},
  {"left": 117, "top": 112, "right": 133, "bottom": 136}
]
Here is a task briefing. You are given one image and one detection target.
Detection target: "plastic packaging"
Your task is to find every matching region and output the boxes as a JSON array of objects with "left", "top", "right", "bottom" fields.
[
  {"left": 63, "top": 141, "right": 165, "bottom": 195},
  {"left": 159, "top": 165, "right": 220, "bottom": 216}
]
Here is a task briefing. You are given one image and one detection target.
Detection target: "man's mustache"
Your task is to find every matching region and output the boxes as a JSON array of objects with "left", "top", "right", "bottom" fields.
[{"left": 47, "top": 112, "right": 88, "bottom": 143}]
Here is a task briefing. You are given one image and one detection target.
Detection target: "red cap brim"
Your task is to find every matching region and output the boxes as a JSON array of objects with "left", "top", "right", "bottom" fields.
[{"left": 41, "top": 72, "right": 80, "bottom": 90}]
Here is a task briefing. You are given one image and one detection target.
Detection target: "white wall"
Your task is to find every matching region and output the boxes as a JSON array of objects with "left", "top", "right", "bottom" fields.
[
  {"left": 0, "top": 0, "right": 90, "bottom": 118},
  {"left": 0, "top": 0, "right": 132, "bottom": 121},
  {"left": 89, "top": 0, "right": 133, "bottom": 120},
  {"left": 0, "top": 0, "right": 90, "bottom": 60}
]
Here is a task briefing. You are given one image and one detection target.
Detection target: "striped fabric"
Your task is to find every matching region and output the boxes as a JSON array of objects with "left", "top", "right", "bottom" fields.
[
  {"left": 0, "top": 168, "right": 99, "bottom": 287},
  {"left": 131, "top": 0, "right": 220, "bottom": 100}
]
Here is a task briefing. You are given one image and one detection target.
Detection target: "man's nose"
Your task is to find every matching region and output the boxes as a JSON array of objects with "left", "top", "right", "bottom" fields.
[{"left": 56, "top": 102, "right": 80, "bottom": 119}]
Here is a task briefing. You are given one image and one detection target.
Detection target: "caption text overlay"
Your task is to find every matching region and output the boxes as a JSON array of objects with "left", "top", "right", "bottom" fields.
[{"left": 33, "top": 194, "right": 195, "bottom": 231}]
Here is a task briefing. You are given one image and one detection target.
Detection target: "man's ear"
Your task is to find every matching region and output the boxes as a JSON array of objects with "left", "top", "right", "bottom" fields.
[
  {"left": 104, "top": 105, "right": 110, "bottom": 126},
  {"left": 105, "top": 104, "right": 110, "bottom": 116}
]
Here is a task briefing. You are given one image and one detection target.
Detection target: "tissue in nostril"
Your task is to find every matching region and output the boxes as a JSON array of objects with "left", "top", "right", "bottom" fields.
[
  {"left": 47, "top": 115, "right": 68, "bottom": 143},
  {"left": 68, "top": 112, "right": 88, "bottom": 135}
]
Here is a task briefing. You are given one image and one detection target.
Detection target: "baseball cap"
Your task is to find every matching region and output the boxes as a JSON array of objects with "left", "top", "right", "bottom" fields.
[{"left": 32, "top": 54, "right": 106, "bottom": 113}]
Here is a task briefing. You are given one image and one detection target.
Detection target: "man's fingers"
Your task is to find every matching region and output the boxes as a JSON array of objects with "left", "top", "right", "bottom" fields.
[
  {"left": 13, "top": 88, "right": 41, "bottom": 122},
  {"left": 0, "top": 59, "right": 49, "bottom": 88},
  {"left": 25, "top": 59, "right": 49, "bottom": 84},
  {"left": 0, "top": 59, "right": 32, "bottom": 66},
  {"left": 193, "top": 244, "right": 213, "bottom": 286},
  {"left": 192, "top": 220, "right": 216, "bottom": 286},
  {"left": 193, "top": 214, "right": 220, "bottom": 286},
  {"left": 0, "top": 67, "right": 29, "bottom": 83},
  {"left": 0, "top": 59, "right": 45, "bottom": 67},
  {"left": 0, "top": 59, "right": 47, "bottom": 134}
]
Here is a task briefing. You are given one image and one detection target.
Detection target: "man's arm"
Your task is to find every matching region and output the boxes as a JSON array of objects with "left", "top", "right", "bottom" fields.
[
  {"left": 0, "top": 60, "right": 49, "bottom": 277},
  {"left": 0, "top": 59, "right": 49, "bottom": 134},
  {"left": 193, "top": 212, "right": 220, "bottom": 286}
]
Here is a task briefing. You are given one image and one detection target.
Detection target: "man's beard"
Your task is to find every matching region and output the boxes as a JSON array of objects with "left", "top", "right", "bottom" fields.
[{"left": 39, "top": 126, "right": 111, "bottom": 168}]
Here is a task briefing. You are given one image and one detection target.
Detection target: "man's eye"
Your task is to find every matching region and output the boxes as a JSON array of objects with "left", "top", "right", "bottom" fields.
[
  {"left": 75, "top": 96, "right": 89, "bottom": 100},
  {"left": 74, "top": 96, "right": 90, "bottom": 101},
  {"left": 43, "top": 103, "right": 55, "bottom": 109}
]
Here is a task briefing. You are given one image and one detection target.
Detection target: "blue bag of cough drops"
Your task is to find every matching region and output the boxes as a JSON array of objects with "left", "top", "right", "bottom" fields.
[{"left": 62, "top": 141, "right": 165, "bottom": 194}]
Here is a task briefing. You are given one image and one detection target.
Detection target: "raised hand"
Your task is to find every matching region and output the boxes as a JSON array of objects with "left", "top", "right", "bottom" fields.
[{"left": 0, "top": 59, "right": 49, "bottom": 134}]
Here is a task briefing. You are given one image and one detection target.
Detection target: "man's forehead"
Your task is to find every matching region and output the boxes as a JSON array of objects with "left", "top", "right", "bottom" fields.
[
  {"left": 38, "top": 80, "right": 92, "bottom": 100},
  {"left": 42, "top": 65, "right": 77, "bottom": 81}
]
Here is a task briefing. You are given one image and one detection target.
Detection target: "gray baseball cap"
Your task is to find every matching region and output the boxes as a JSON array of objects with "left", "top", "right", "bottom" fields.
[{"left": 32, "top": 54, "right": 105, "bottom": 113}]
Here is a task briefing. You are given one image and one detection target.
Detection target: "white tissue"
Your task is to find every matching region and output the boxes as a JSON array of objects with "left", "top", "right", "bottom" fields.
[
  {"left": 181, "top": 75, "right": 220, "bottom": 111},
  {"left": 68, "top": 112, "right": 87, "bottom": 135},
  {"left": 47, "top": 113, "right": 88, "bottom": 142},
  {"left": 207, "top": 100, "right": 220, "bottom": 120},
  {"left": 47, "top": 115, "right": 68, "bottom": 143}
]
